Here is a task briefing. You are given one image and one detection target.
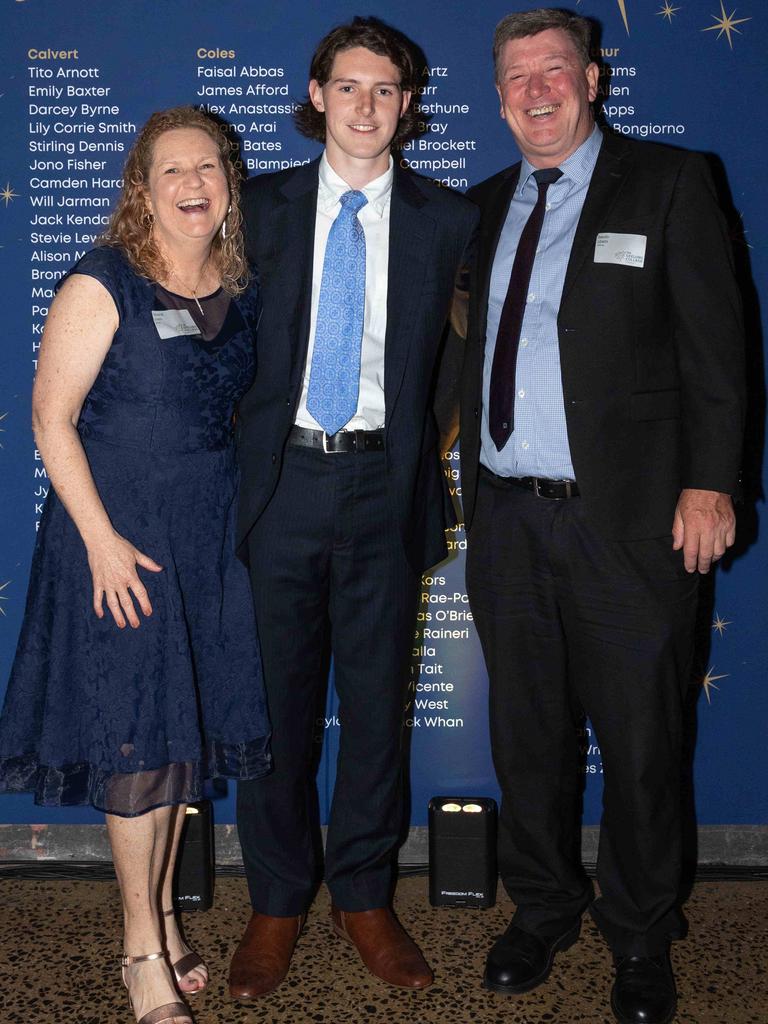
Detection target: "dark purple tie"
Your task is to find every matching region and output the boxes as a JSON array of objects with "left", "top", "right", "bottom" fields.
[{"left": 489, "top": 167, "right": 563, "bottom": 451}]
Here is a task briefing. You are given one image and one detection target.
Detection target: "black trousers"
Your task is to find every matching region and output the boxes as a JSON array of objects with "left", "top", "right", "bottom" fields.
[
  {"left": 236, "top": 443, "right": 420, "bottom": 916},
  {"left": 466, "top": 470, "right": 698, "bottom": 957}
]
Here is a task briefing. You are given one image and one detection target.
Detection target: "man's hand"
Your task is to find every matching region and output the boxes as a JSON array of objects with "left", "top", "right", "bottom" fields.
[
  {"left": 672, "top": 488, "right": 735, "bottom": 574},
  {"left": 440, "top": 422, "right": 459, "bottom": 458}
]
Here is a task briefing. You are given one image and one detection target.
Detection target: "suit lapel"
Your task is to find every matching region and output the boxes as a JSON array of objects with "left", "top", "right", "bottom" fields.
[
  {"left": 273, "top": 158, "right": 320, "bottom": 378},
  {"left": 384, "top": 166, "right": 434, "bottom": 422},
  {"left": 561, "top": 130, "right": 634, "bottom": 303},
  {"left": 472, "top": 165, "right": 519, "bottom": 347}
]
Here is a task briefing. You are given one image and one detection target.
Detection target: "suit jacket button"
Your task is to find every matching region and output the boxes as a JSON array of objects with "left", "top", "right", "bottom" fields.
[
  {"left": 473, "top": 407, "right": 479, "bottom": 418},
  {"left": 271, "top": 453, "right": 277, "bottom": 463}
]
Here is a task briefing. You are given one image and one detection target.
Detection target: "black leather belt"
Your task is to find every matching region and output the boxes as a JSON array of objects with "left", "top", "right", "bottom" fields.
[
  {"left": 288, "top": 424, "right": 385, "bottom": 453},
  {"left": 481, "top": 465, "right": 580, "bottom": 499}
]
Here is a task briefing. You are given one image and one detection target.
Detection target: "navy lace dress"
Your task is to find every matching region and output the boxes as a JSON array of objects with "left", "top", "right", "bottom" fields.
[{"left": 0, "top": 246, "right": 271, "bottom": 816}]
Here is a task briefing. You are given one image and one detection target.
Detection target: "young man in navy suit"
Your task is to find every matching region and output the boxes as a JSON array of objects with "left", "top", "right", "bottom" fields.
[
  {"left": 458, "top": 9, "right": 744, "bottom": 1024},
  {"left": 230, "top": 17, "right": 477, "bottom": 998}
]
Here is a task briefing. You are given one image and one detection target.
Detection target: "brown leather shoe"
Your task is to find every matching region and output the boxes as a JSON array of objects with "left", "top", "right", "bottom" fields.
[
  {"left": 331, "top": 906, "right": 434, "bottom": 989},
  {"left": 228, "top": 911, "right": 305, "bottom": 1000}
]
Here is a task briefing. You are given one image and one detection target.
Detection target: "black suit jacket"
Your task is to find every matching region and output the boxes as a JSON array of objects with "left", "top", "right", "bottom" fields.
[
  {"left": 460, "top": 129, "right": 745, "bottom": 540},
  {"left": 237, "top": 157, "right": 478, "bottom": 571}
]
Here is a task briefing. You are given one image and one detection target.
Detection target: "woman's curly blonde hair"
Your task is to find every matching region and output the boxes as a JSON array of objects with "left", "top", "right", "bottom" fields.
[{"left": 101, "top": 106, "right": 248, "bottom": 295}]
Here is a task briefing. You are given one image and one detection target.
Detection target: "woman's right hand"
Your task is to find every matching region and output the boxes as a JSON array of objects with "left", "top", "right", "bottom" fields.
[{"left": 86, "top": 532, "right": 163, "bottom": 629}]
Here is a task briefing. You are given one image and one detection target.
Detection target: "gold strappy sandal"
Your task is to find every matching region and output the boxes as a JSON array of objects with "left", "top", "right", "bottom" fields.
[
  {"left": 162, "top": 908, "right": 208, "bottom": 994},
  {"left": 120, "top": 951, "right": 193, "bottom": 1024}
]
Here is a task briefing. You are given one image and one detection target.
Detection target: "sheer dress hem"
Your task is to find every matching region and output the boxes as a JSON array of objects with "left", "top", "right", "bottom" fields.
[{"left": 0, "top": 737, "right": 271, "bottom": 817}]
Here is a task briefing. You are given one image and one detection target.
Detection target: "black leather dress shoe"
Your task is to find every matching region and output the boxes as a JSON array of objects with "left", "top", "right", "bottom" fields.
[
  {"left": 610, "top": 953, "right": 677, "bottom": 1024},
  {"left": 483, "top": 920, "right": 580, "bottom": 994}
]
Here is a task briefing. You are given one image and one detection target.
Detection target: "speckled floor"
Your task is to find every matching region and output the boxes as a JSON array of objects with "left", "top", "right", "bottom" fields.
[{"left": 0, "top": 875, "right": 765, "bottom": 1023}]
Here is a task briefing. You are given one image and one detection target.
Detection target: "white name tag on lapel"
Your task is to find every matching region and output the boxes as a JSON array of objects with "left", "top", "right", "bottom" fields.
[
  {"left": 594, "top": 232, "right": 647, "bottom": 268},
  {"left": 152, "top": 308, "right": 200, "bottom": 339}
]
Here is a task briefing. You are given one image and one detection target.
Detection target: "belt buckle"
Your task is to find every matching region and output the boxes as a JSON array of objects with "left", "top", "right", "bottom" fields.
[
  {"left": 533, "top": 477, "right": 572, "bottom": 499},
  {"left": 321, "top": 431, "right": 336, "bottom": 454}
]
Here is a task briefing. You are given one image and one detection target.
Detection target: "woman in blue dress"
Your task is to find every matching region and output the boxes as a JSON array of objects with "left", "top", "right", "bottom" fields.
[{"left": 0, "top": 107, "right": 271, "bottom": 1024}]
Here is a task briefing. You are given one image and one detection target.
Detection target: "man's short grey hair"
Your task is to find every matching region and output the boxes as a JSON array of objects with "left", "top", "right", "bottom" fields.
[{"left": 493, "top": 8, "right": 593, "bottom": 80}]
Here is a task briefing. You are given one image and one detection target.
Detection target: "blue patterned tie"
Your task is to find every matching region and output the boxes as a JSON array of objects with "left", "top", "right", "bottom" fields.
[{"left": 307, "top": 189, "right": 368, "bottom": 435}]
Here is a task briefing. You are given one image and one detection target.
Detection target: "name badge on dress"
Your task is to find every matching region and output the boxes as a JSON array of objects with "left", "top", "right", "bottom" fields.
[
  {"left": 152, "top": 308, "right": 201, "bottom": 339},
  {"left": 593, "top": 232, "right": 647, "bottom": 268}
]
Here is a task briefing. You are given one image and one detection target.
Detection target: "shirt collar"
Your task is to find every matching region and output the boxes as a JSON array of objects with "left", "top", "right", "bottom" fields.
[
  {"left": 318, "top": 152, "right": 394, "bottom": 218},
  {"left": 517, "top": 123, "right": 603, "bottom": 197}
]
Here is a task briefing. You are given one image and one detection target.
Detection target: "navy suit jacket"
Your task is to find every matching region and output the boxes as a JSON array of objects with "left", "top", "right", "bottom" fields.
[
  {"left": 237, "top": 157, "right": 478, "bottom": 571},
  {"left": 460, "top": 129, "right": 745, "bottom": 539}
]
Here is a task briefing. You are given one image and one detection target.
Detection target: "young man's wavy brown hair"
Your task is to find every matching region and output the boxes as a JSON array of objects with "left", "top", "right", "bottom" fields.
[
  {"left": 294, "top": 16, "right": 420, "bottom": 149},
  {"left": 101, "top": 106, "right": 248, "bottom": 295}
]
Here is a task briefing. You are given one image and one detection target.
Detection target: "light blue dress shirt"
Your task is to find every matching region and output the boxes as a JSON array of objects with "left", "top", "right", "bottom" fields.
[{"left": 480, "top": 124, "right": 603, "bottom": 480}]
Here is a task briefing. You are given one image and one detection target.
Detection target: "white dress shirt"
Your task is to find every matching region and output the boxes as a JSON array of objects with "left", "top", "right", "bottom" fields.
[{"left": 295, "top": 152, "right": 393, "bottom": 432}]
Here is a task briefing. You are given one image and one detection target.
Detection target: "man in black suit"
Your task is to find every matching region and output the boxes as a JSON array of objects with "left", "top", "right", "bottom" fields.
[
  {"left": 229, "top": 17, "right": 477, "bottom": 999},
  {"left": 458, "top": 9, "right": 744, "bottom": 1024}
]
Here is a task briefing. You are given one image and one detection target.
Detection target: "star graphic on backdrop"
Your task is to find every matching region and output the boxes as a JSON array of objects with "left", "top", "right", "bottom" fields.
[
  {"left": 0, "top": 580, "right": 10, "bottom": 616},
  {"left": 616, "top": 0, "right": 630, "bottom": 34},
  {"left": 702, "top": 2, "right": 751, "bottom": 49},
  {"left": 712, "top": 613, "right": 732, "bottom": 637},
  {"left": 0, "top": 411, "right": 7, "bottom": 449},
  {"left": 700, "top": 666, "right": 729, "bottom": 703},
  {"left": 657, "top": 2, "right": 680, "bottom": 21},
  {"left": 1, "top": 183, "right": 18, "bottom": 207},
  {"left": 730, "top": 211, "right": 753, "bottom": 250}
]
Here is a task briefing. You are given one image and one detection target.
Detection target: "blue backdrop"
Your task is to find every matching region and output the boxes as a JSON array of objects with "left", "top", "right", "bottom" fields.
[{"left": 1, "top": 0, "right": 765, "bottom": 833}]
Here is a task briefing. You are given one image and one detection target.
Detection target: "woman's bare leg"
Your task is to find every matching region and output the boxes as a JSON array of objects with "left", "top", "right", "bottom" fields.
[
  {"left": 107, "top": 807, "right": 190, "bottom": 1022},
  {"left": 159, "top": 805, "right": 208, "bottom": 993}
]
